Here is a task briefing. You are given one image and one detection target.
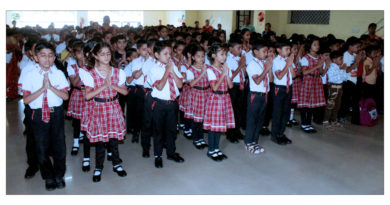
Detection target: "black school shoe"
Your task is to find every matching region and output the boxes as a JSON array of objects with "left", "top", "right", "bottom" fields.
[
  {"left": 155, "top": 157, "right": 163, "bottom": 168},
  {"left": 290, "top": 119, "right": 299, "bottom": 126},
  {"left": 259, "top": 127, "right": 271, "bottom": 136},
  {"left": 193, "top": 141, "right": 203, "bottom": 149},
  {"left": 207, "top": 151, "right": 222, "bottom": 162},
  {"left": 24, "top": 166, "right": 39, "bottom": 179},
  {"left": 215, "top": 150, "right": 228, "bottom": 160},
  {"left": 55, "top": 177, "right": 66, "bottom": 189},
  {"left": 45, "top": 179, "right": 56, "bottom": 191},
  {"left": 82, "top": 160, "right": 90, "bottom": 172},
  {"left": 113, "top": 165, "right": 127, "bottom": 177},
  {"left": 301, "top": 125, "right": 312, "bottom": 133},
  {"left": 281, "top": 135, "right": 292, "bottom": 144},
  {"left": 271, "top": 137, "right": 287, "bottom": 145},
  {"left": 183, "top": 131, "right": 193, "bottom": 140},
  {"left": 131, "top": 132, "right": 139, "bottom": 143},
  {"left": 226, "top": 134, "right": 239, "bottom": 144},
  {"left": 142, "top": 149, "right": 150, "bottom": 158},
  {"left": 167, "top": 153, "right": 185, "bottom": 163},
  {"left": 286, "top": 121, "right": 292, "bottom": 127},
  {"left": 71, "top": 146, "right": 79, "bottom": 156},
  {"left": 92, "top": 169, "right": 102, "bottom": 182},
  {"left": 308, "top": 126, "right": 317, "bottom": 133}
]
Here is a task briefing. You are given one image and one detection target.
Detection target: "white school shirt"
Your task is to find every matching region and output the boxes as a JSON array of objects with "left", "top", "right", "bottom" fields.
[
  {"left": 142, "top": 57, "right": 157, "bottom": 89},
  {"left": 206, "top": 65, "right": 233, "bottom": 81},
  {"left": 321, "top": 63, "right": 328, "bottom": 85},
  {"left": 19, "top": 54, "right": 31, "bottom": 70},
  {"left": 186, "top": 65, "right": 206, "bottom": 82},
  {"left": 56, "top": 42, "right": 67, "bottom": 56},
  {"left": 242, "top": 50, "right": 254, "bottom": 65},
  {"left": 82, "top": 67, "right": 126, "bottom": 88},
  {"left": 180, "top": 64, "right": 189, "bottom": 83},
  {"left": 124, "top": 60, "right": 136, "bottom": 87},
  {"left": 6, "top": 52, "right": 13, "bottom": 64},
  {"left": 20, "top": 65, "right": 70, "bottom": 109},
  {"left": 129, "top": 56, "right": 150, "bottom": 86},
  {"left": 205, "top": 51, "right": 211, "bottom": 66},
  {"left": 18, "top": 61, "right": 39, "bottom": 96},
  {"left": 150, "top": 61, "right": 183, "bottom": 100},
  {"left": 66, "top": 57, "right": 77, "bottom": 72},
  {"left": 226, "top": 52, "right": 243, "bottom": 83},
  {"left": 272, "top": 55, "right": 293, "bottom": 86},
  {"left": 43, "top": 34, "right": 60, "bottom": 42},
  {"left": 327, "top": 63, "right": 345, "bottom": 84},
  {"left": 343, "top": 51, "right": 357, "bottom": 84},
  {"left": 246, "top": 58, "right": 269, "bottom": 93}
]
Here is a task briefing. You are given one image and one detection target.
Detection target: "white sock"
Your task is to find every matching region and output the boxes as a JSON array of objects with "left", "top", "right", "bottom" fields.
[
  {"left": 83, "top": 158, "right": 90, "bottom": 166},
  {"left": 73, "top": 138, "right": 79, "bottom": 147},
  {"left": 114, "top": 165, "right": 123, "bottom": 171},
  {"left": 94, "top": 170, "right": 101, "bottom": 175},
  {"left": 290, "top": 108, "right": 294, "bottom": 121},
  {"left": 80, "top": 132, "right": 85, "bottom": 137},
  {"left": 107, "top": 152, "right": 112, "bottom": 156}
]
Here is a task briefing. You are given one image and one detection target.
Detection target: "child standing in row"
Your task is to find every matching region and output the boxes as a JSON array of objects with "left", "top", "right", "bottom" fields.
[
  {"left": 203, "top": 43, "right": 234, "bottom": 161},
  {"left": 83, "top": 42, "right": 128, "bottom": 182}
]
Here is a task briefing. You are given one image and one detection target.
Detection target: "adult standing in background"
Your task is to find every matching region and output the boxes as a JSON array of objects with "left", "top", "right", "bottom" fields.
[
  {"left": 262, "top": 23, "right": 275, "bottom": 39},
  {"left": 202, "top": 19, "right": 214, "bottom": 32},
  {"left": 368, "top": 23, "right": 382, "bottom": 40},
  {"left": 240, "top": 17, "right": 255, "bottom": 33}
]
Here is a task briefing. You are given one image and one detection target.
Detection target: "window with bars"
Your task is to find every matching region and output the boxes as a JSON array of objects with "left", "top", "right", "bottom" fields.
[
  {"left": 236, "top": 10, "right": 253, "bottom": 30},
  {"left": 289, "top": 10, "right": 330, "bottom": 24}
]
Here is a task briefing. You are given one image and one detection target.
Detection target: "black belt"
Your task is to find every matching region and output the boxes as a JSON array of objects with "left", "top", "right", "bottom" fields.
[
  {"left": 193, "top": 86, "right": 210, "bottom": 90},
  {"left": 274, "top": 85, "right": 288, "bottom": 88},
  {"left": 153, "top": 97, "right": 176, "bottom": 104},
  {"left": 73, "top": 86, "right": 84, "bottom": 90},
  {"left": 32, "top": 106, "right": 62, "bottom": 113},
  {"left": 135, "top": 85, "right": 144, "bottom": 89},
  {"left": 213, "top": 90, "right": 228, "bottom": 95},
  {"left": 145, "top": 88, "right": 152, "bottom": 92},
  {"left": 250, "top": 91, "right": 266, "bottom": 96},
  {"left": 94, "top": 95, "right": 119, "bottom": 103}
]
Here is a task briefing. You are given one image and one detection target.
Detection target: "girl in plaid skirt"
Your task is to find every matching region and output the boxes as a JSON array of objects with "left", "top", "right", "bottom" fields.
[
  {"left": 203, "top": 43, "right": 234, "bottom": 162},
  {"left": 298, "top": 36, "right": 327, "bottom": 133},
  {"left": 83, "top": 42, "right": 128, "bottom": 182},
  {"left": 185, "top": 45, "right": 211, "bottom": 149},
  {"left": 287, "top": 40, "right": 303, "bottom": 127}
]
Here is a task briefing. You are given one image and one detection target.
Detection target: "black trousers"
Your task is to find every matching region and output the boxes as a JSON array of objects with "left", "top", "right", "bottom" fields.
[
  {"left": 339, "top": 80, "right": 360, "bottom": 124},
  {"left": 362, "top": 83, "right": 377, "bottom": 100},
  {"left": 83, "top": 136, "right": 91, "bottom": 158},
  {"left": 141, "top": 91, "right": 153, "bottom": 151},
  {"left": 208, "top": 131, "right": 221, "bottom": 152},
  {"left": 313, "top": 84, "right": 328, "bottom": 123},
  {"left": 24, "top": 105, "right": 38, "bottom": 169},
  {"left": 227, "top": 83, "right": 245, "bottom": 136},
  {"left": 95, "top": 139, "right": 121, "bottom": 169},
  {"left": 134, "top": 85, "right": 146, "bottom": 134},
  {"left": 126, "top": 86, "right": 137, "bottom": 133},
  {"left": 245, "top": 92, "right": 267, "bottom": 144},
  {"left": 300, "top": 108, "right": 313, "bottom": 126},
  {"left": 72, "top": 118, "right": 81, "bottom": 139},
  {"left": 119, "top": 93, "right": 126, "bottom": 114},
  {"left": 152, "top": 100, "right": 178, "bottom": 157},
  {"left": 192, "top": 121, "right": 204, "bottom": 142},
  {"left": 271, "top": 85, "right": 292, "bottom": 139},
  {"left": 31, "top": 106, "right": 66, "bottom": 180},
  {"left": 263, "top": 83, "right": 274, "bottom": 127}
]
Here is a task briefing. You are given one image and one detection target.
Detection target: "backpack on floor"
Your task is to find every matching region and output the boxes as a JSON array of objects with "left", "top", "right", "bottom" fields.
[{"left": 359, "top": 98, "right": 379, "bottom": 126}]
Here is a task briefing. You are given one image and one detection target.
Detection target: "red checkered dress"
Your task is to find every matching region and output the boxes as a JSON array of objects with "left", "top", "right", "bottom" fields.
[
  {"left": 184, "top": 66, "right": 211, "bottom": 122},
  {"left": 178, "top": 64, "right": 190, "bottom": 112},
  {"left": 203, "top": 65, "right": 235, "bottom": 132},
  {"left": 84, "top": 67, "right": 126, "bottom": 143},
  {"left": 297, "top": 55, "right": 326, "bottom": 108},
  {"left": 291, "top": 64, "right": 302, "bottom": 104},
  {"left": 67, "top": 64, "right": 85, "bottom": 119}
]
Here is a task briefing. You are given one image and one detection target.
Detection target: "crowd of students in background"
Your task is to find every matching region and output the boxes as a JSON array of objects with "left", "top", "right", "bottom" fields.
[{"left": 6, "top": 16, "right": 384, "bottom": 191}]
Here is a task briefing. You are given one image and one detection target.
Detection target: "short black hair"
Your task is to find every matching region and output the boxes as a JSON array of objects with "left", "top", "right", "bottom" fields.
[
  {"left": 24, "top": 38, "right": 38, "bottom": 52},
  {"left": 330, "top": 50, "right": 343, "bottom": 60},
  {"left": 136, "top": 39, "right": 147, "bottom": 49},
  {"left": 147, "top": 38, "right": 158, "bottom": 48},
  {"left": 228, "top": 37, "right": 243, "bottom": 48},
  {"left": 276, "top": 39, "right": 291, "bottom": 49},
  {"left": 252, "top": 40, "right": 268, "bottom": 52},
  {"left": 103, "top": 31, "right": 112, "bottom": 38},
  {"left": 34, "top": 39, "right": 55, "bottom": 55},
  {"left": 365, "top": 45, "right": 380, "bottom": 56},
  {"left": 126, "top": 48, "right": 138, "bottom": 58},
  {"left": 368, "top": 23, "right": 377, "bottom": 29},
  {"left": 304, "top": 35, "right": 320, "bottom": 52},
  {"left": 154, "top": 40, "right": 171, "bottom": 55},
  {"left": 318, "top": 47, "right": 331, "bottom": 55}
]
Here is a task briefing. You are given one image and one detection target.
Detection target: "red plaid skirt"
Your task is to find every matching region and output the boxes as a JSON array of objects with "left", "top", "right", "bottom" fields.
[
  {"left": 179, "top": 84, "right": 190, "bottom": 112},
  {"left": 291, "top": 78, "right": 302, "bottom": 104},
  {"left": 80, "top": 100, "right": 92, "bottom": 132},
  {"left": 203, "top": 93, "right": 235, "bottom": 132},
  {"left": 297, "top": 76, "right": 326, "bottom": 108},
  {"left": 66, "top": 89, "right": 85, "bottom": 119},
  {"left": 85, "top": 100, "right": 126, "bottom": 143},
  {"left": 185, "top": 87, "right": 211, "bottom": 122}
]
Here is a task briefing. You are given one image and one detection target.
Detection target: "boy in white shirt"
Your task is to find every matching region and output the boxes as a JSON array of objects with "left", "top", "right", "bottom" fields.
[{"left": 20, "top": 40, "right": 70, "bottom": 191}]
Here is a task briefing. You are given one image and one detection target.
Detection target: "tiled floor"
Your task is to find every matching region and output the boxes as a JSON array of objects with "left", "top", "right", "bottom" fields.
[{"left": 6, "top": 99, "right": 384, "bottom": 195}]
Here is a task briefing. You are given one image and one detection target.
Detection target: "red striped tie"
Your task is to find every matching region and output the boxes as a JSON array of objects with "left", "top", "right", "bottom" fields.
[
  {"left": 42, "top": 90, "right": 50, "bottom": 123},
  {"left": 239, "top": 69, "right": 245, "bottom": 91},
  {"left": 168, "top": 73, "right": 176, "bottom": 100}
]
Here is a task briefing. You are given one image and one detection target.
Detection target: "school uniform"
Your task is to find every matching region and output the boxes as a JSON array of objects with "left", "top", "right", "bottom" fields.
[
  {"left": 291, "top": 64, "right": 302, "bottom": 104},
  {"left": 178, "top": 63, "right": 192, "bottom": 135},
  {"left": 78, "top": 67, "right": 92, "bottom": 159},
  {"left": 313, "top": 64, "right": 329, "bottom": 124},
  {"left": 203, "top": 64, "right": 235, "bottom": 152},
  {"left": 149, "top": 61, "right": 183, "bottom": 158},
  {"left": 324, "top": 63, "right": 345, "bottom": 123},
  {"left": 18, "top": 61, "right": 40, "bottom": 177},
  {"left": 83, "top": 67, "right": 127, "bottom": 170},
  {"left": 339, "top": 51, "right": 360, "bottom": 124},
  {"left": 226, "top": 52, "right": 245, "bottom": 140},
  {"left": 271, "top": 55, "right": 293, "bottom": 141},
  {"left": 141, "top": 58, "right": 157, "bottom": 154},
  {"left": 297, "top": 54, "right": 326, "bottom": 126},
  {"left": 245, "top": 58, "right": 270, "bottom": 145},
  {"left": 124, "top": 60, "right": 137, "bottom": 134},
  {"left": 128, "top": 56, "right": 151, "bottom": 137},
  {"left": 20, "top": 64, "right": 70, "bottom": 183},
  {"left": 185, "top": 65, "right": 211, "bottom": 143}
]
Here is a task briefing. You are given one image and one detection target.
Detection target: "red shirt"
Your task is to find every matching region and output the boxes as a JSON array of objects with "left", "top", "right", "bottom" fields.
[{"left": 202, "top": 25, "right": 214, "bottom": 32}]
